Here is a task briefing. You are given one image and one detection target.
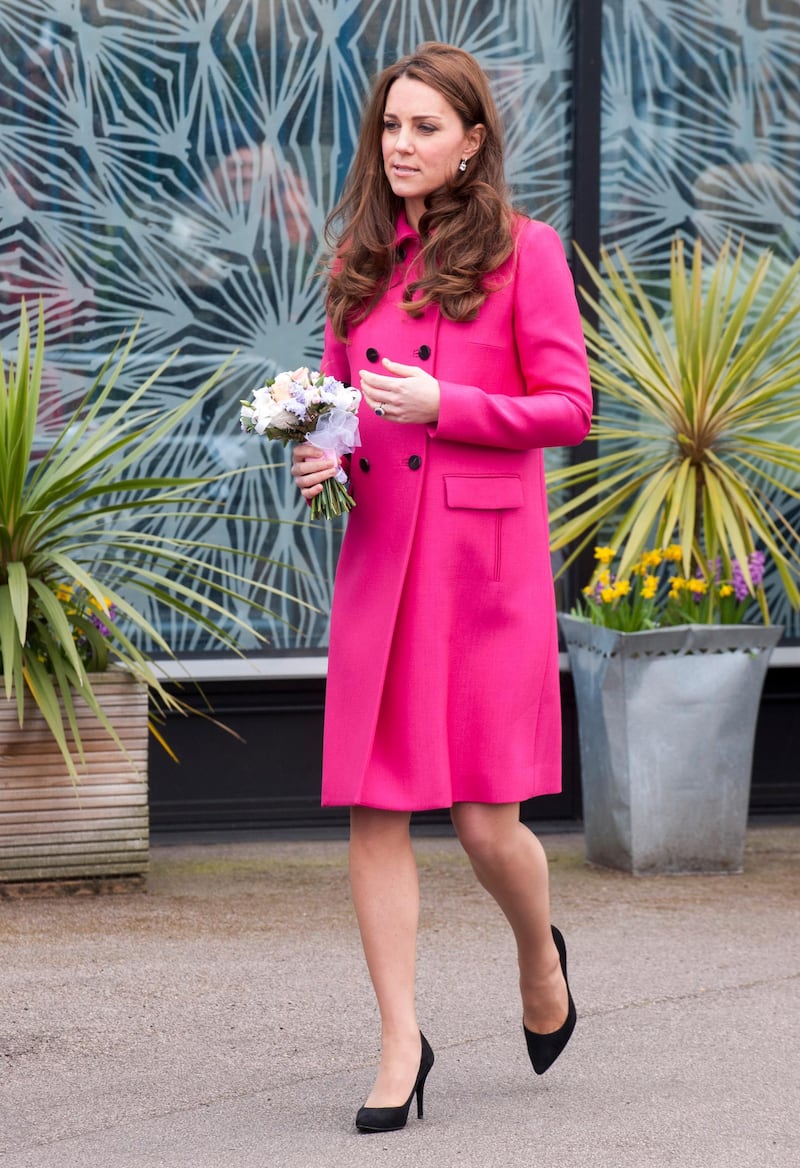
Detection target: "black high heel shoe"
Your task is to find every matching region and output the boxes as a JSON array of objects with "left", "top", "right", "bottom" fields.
[
  {"left": 355, "top": 1032, "right": 435, "bottom": 1133},
  {"left": 523, "top": 925, "right": 577, "bottom": 1075}
]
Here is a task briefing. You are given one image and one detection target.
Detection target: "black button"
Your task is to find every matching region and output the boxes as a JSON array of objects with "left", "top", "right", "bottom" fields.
[
  {"left": 359, "top": 458, "right": 370, "bottom": 473},
  {"left": 417, "top": 345, "right": 431, "bottom": 360},
  {"left": 366, "top": 347, "right": 379, "bottom": 362},
  {"left": 408, "top": 455, "right": 422, "bottom": 470}
]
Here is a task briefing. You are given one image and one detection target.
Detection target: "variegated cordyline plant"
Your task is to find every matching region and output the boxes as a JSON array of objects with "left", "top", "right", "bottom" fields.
[
  {"left": 0, "top": 300, "right": 311, "bottom": 778},
  {"left": 547, "top": 235, "right": 800, "bottom": 623}
]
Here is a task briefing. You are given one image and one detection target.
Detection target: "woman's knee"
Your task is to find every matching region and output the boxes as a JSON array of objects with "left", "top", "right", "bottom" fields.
[
  {"left": 451, "top": 802, "right": 520, "bottom": 866},
  {"left": 350, "top": 806, "right": 412, "bottom": 854}
]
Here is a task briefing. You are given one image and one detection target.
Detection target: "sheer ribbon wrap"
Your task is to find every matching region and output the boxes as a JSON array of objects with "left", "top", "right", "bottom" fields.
[
  {"left": 305, "top": 408, "right": 361, "bottom": 518},
  {"left": 307, "top": 409, "right": 361, "bottom": 483}
]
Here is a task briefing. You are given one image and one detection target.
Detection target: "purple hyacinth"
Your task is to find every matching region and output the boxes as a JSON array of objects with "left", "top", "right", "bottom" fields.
[
  {"left": 748, "top": 550, "right": 766, "bottom": 588},
  {"left": 732, "top": 551, "right": 766, "bottom": 601},
  {"left": 731, "top": 560, "right": 749, "bottom": 601},
  {"left": 90, "top": 604, "right": 116, "bottom": 638}
]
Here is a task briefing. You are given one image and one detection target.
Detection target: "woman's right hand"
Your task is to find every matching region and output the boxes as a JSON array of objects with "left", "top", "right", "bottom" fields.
[{"left": 291, "top": 442, "right": 339, "bottom": 503}]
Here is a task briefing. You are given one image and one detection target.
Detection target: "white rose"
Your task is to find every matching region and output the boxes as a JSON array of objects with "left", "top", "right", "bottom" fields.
[
  {"left": 267, "top": 406, "right": 302, "bottom": 432},
  {"left": 271, "top": 374, "right": 294, "bottom": 401}
]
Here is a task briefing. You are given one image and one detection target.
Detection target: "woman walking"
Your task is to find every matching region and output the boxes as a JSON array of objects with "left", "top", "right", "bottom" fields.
[{"left": 292, "top": 42, "right": 592, "bottom": 1132}]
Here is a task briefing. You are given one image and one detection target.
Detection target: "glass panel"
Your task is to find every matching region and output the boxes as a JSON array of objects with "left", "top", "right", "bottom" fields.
[
  {"left": 600, "top": 0, "right": 800, "bottom": 636},
  {"left": 0, "top": 0, "right": 575, "bottom": 654}
]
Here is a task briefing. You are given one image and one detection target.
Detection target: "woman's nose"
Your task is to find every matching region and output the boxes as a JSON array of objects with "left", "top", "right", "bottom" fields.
[{"left": 395, "top": 126, "right": 413, "bottom": 152}]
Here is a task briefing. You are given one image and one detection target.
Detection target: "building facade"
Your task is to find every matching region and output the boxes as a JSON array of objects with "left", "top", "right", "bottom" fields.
[{"left": 1, "top": 1, "right": 797, "bottom": 828}]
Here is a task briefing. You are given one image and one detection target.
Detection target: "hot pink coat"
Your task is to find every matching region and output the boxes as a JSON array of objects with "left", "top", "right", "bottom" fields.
[{"left": 320, "top": 215, "right": 592, "bottom": 810}]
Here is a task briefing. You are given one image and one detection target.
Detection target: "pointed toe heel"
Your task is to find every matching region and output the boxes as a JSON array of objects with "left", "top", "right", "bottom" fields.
[
  {"left": 355, "top": 1033, "right": 435, "bottom": 1133},
  {"left": 523, "top": 925, "right": 577, "bottom": 1075}
]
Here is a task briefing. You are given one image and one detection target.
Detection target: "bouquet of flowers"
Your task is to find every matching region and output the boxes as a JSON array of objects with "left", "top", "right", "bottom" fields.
[{"left": 240, "top": 367, "right": 361, "bottom": 520}]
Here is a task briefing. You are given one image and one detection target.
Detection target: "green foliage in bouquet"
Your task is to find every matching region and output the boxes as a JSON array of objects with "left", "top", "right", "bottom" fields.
[
  {"left": 547, "top": 236, "right": 800, "bottom": 621},
  {"left": 0, "top": 301, "right": 306, "bottom": 777}
]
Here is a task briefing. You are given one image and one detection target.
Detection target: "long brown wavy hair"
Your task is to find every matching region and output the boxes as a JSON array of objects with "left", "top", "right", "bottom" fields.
[{"left": 325, "top": 43, "right": 517, "bottom": 340}]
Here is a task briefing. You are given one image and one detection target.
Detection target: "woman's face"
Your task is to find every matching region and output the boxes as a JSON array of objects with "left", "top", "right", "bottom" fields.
[{"left": 381, "top": 76, "right": 483, "bottom": 230}]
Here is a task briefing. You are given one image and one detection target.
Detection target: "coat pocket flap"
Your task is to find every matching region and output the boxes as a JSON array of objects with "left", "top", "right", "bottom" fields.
[{"left": 444, "top": 474, "right": 524, "bottom": 510}]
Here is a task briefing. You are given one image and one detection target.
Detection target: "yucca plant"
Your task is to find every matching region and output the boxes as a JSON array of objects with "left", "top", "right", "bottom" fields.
[
  {"left": 0, "top": 300, "right": 307, "bottom": 777},
  {"left": 547, "top": 235, "right": 800, "bottom": 621}
]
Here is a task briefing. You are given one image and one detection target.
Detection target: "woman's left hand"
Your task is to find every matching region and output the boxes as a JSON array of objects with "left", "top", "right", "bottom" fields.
[{"left": 359, "top": 358, "right": 440, "bottom": 425}]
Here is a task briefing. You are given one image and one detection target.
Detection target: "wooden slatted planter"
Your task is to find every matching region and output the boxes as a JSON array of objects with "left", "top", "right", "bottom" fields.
[{"left": 0, "top": 671, "right": 149, "bottom": 889}]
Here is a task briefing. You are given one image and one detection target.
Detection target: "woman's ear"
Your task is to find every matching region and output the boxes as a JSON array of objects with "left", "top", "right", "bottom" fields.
[{"left": 464, "top": 123, "right": 486, "bottom": 160}]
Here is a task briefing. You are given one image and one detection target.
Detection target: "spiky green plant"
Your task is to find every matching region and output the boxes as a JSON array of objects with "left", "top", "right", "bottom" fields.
[
  {"left": 0, "top": 300, "right": 309, "bottom": 776},
  {"left": 547, "top": 235, "right": 800, "bottom": 620}
]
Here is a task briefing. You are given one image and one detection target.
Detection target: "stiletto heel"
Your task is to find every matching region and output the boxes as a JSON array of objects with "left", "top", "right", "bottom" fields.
[
  {"left": 415, "top": 1072, "right": 426, "bottom": 1118},
  {"left": 355, "top": 1032, "right": 435, "bottom": 1133},
  {"left": 523, "top": 925, "right": 576, "bottom": 1074}
]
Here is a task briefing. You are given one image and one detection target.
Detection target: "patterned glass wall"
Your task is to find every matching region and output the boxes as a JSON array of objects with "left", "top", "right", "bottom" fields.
[
  {"left": 0, "top": 0, "right": 575, "bottom": 654},
  {"left": 600, "top": 0, "right": 800, "bottom": 635}
]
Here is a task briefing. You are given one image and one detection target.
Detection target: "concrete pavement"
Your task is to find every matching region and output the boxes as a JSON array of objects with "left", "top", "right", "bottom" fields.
[{"left": 1, "top": 820, "right": 798, "bottom": 1168}]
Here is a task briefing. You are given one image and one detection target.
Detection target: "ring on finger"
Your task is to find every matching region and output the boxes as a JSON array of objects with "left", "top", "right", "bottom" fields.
[{"left": 374, "top": 404, "right": 385, "bottom": 417}]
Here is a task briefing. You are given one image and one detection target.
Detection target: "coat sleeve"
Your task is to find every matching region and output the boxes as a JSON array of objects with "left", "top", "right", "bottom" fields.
[{"left": 432, "top": 220, "right": 593, "bottom": 451}]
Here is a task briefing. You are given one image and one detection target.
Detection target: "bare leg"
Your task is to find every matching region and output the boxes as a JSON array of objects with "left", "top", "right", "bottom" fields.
[
  {"left": 450, "top": 802, "right": 568, "bottom": 1033},
  {"left": 349, "top": 806, "right": 422, "bottom": 1106}
]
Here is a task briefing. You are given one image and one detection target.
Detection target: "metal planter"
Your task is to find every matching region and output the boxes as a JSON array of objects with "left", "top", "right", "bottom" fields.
[{"left": 559, "top": 616, "right": 782, "bottom": 875}]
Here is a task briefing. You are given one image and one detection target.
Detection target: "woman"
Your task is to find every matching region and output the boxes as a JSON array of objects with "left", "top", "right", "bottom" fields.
[{"left": 292, "top": 43, "right": 592, "bottom": 1132}]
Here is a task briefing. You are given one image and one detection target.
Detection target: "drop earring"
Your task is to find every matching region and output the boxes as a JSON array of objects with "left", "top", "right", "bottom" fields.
[{"left": 458, "top": 158, "right": 467, "bottom": 172}]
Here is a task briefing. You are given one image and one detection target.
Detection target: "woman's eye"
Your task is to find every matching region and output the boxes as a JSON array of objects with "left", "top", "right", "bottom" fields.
[
  {"left": 418, "top": 124, "right": 436, "bottom": 133},
  {"left": 383, "top": 120, "right": 398, "bottom": 131}
]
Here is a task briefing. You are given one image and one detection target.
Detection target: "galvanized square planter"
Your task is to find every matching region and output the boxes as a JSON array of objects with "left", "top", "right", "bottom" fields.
[
  {"left": 0, "top": 671, "right": 149, "bottom": 891},
  {"left": 559, "top": 616, "right": 782, "bottom": 875}
]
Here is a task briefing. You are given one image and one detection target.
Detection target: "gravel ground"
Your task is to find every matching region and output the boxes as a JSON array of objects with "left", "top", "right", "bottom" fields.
[{"left": 1, "top": 821, "right": 798, "bottom": 1168}]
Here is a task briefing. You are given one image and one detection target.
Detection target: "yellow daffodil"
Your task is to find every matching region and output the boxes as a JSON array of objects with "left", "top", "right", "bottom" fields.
[
  {"left": 642, "top": 575, "right": 659, "bottom": 599},
  {"left": 668, "top": 575, "right": 686, "bottom": 600},
  {"left": 593, "top": 546, "right": 616, "bottom": 565}
]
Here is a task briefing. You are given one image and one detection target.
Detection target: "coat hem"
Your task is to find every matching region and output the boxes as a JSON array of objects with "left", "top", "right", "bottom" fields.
[{"left": 321, "top": 787, "right": 562, "bottom": 811}]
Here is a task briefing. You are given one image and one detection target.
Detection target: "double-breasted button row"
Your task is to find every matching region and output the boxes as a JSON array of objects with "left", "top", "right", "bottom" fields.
[
  {"left": 358, "top": 455, "right": 421, "bottom": 472},
  {"left": 364, "top": 344, "right": 432, "bottom": 363}
]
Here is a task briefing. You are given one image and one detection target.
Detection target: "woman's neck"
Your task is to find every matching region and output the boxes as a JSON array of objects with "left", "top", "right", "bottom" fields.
[{"left": 404, "top": 198, "right": 424, "bottom": 233}]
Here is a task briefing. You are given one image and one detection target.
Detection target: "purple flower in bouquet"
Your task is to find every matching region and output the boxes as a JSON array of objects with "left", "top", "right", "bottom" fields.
[{"left": 240, "top": 367, "right": 362, "bottom": 520}]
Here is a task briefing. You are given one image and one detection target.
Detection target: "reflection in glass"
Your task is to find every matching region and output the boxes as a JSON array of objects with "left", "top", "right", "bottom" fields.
[
  {"left": 0, "top": 0, "right": 575, "bottom": 651},
  {"left": 600, "top": 0, "right": 800, "bottom": 636}
]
